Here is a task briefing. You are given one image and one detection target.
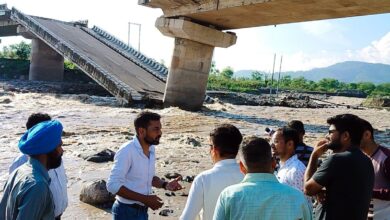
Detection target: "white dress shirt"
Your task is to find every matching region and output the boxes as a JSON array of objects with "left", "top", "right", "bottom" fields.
[
  {"left": 180, "top": 159, "right": 244, "bottom": 220},
  {"left": 9, "top": 154, "right": 68, "bottom": 217},
  {"left": 276, "top": 154, "right": 312, "bottom": 210},
  {"left": 107, "top": 137, "right": 155, "bottom": 205},
  {"left": 276, "top": 154, "right": 306, "bottom": 191}
]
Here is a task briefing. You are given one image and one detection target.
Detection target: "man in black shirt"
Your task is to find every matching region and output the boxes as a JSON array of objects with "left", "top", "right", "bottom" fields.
[{"left": 304, "top": 114, "right": 374, "bottom": 220}]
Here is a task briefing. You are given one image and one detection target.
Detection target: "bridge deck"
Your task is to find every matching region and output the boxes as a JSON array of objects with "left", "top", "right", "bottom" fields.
[
  {"left": 141, "top": 0, "right": 390, "bottom": 30},
  {"left": 33, "top": 17, "right": 165, "bottom": 101}
]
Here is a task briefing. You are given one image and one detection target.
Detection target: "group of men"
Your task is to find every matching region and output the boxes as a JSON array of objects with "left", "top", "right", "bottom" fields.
[
  {"left": 1, "top": 111, "right": 389, "bottom": 220},
  {"left": 0, "top": 113, "right": 67, "bottom": 220}
]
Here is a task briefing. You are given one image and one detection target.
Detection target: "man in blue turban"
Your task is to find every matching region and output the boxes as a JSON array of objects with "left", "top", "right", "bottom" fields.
[
  {"left": 8, "top": 113, "right": 68, "bottom": 220},
  {"left": 0, "top": 120, "right": 64, "bottom": 220}
]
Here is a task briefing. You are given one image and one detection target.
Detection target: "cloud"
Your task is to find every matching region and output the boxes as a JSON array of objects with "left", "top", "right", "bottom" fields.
[
  {"left": 354, "top": 32, "right": 390, "bottom": 64},
  {"left": 300, "top": 20, "right": 334, "bottom": 36},
  {"left": 214, "top": 48, "right": 339, "bottom": 72},
  {"left": 282, "top": 32, "right": 390, "bottom": 71},
  {"left": 282, "top": 51, "right": 339, "bottom": 71}
]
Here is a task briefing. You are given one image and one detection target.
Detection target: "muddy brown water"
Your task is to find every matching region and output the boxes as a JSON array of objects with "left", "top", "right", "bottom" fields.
[{"left": 0, "top": 90, "right": 389, "bottom": 220}]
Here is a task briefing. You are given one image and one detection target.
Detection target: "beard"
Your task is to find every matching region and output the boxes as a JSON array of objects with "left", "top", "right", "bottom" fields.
[
  {"left": 327, "top": 139, "right": 343, "bottom": 151},
  {"left": 144, "top": 135, "right": 161, "bottom": 145},
  {"left": 271, "top": 149, "right": 278, "bottom": 157},
  {"left": 47, "top": 151, "right": 62, "bottom": 170}
]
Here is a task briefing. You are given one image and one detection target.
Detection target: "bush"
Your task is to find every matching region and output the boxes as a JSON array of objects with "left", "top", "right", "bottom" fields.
[
  {"left": 207, "top": 70, "right": 390, "bottom": 97},
  {"left": 0, "top": 41, "right": 31, "bottom": 60}
]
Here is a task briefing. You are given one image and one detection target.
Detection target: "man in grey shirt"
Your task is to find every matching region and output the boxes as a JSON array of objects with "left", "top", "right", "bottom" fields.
[
  {"left": 0, "top": 120, "right": 64, "bottom": 220},
  {"left": 8, "top": 113, "right": 68, "bottom": 220}
]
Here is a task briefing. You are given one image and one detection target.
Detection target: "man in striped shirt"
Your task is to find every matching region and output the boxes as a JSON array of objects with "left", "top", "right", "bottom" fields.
[
  {"left": 287, "top": 120, "right": 313, "bottom": 166},
  {"left": 360, "top": 118, "right": 390, "bottom": 219}
]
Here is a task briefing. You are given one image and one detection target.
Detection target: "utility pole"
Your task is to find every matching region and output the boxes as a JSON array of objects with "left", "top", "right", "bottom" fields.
[
  {"left": 128, "top": 22, "right": 142, "bottom": 52},
  {"left": 269, "top": 53, "right": 276, "bottom": 101},
  {"left": 276, "top": 55, "right": 283, "bottom": 97}
]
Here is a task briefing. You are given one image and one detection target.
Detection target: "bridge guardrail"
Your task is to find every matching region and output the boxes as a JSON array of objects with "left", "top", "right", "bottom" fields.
[
  {"left": 10, "top": 7, "right": 143, "bottom": 104},
  {"left": 83, "top": 26, "right": 167, "bottom": 82}
]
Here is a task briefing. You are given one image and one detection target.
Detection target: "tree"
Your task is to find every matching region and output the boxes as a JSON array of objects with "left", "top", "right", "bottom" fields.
[
  {"left": 279, "top": 75, "right": 292, "bottom": 88},
  {"left": 290, "top": 77, "right": 309, "bottom": 90},
  {"left": 220, "top": 66, "right": 234, "bottom": 79},
  {"left": 357, "top": 82, "right": 376, "bottom": 95},
  {"left": 264, "top": 74, "right": 269, "bottom": 87},
  {"left": 317, "top": 78, "right": 341, "bottom": 92},
  {"left": 0, "top": 46, "right": 14, "bottom": 58},
  {"left": 347, "top": 83, "right": 358, "bottom": 90},
  {"left": 10, "top": 41, "right": 31, "bottom": 60},
  {"left": 251, "top": 71, "right": 264, "bottom": 81},
  {"left": 209, "top": 61, "right": 220, "bottom": 75},
  {"left": 0, "top": 41, "right": 31, "bottom": 60},
  {"left": 371, "top": 83, "right": 390, "bottom": 96}
]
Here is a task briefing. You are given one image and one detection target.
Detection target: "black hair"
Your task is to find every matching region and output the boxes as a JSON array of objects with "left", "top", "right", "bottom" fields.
[
  {"left": 210, "top": 124, "right": 243, "bottom": 157},
  {"left": 360, "top": 118, "right": 375, "bottom": 141},
  {"left": 134, "top": 111, "right": 161, "bottom": 131},
  {"left": 287, "top": 120, "right": 305, "bottom": 135},
  {"left": 26, "top": 113, "right": 52, "bottom": 129},
  {"left": 240, "top": 137, "right": 272, "bottom": 171},
  {"left": 326, "top": 114, "right": 364, "bottom": 146},
  {"left": 276, "top": 127, "right": 300, "bottom": 150}
]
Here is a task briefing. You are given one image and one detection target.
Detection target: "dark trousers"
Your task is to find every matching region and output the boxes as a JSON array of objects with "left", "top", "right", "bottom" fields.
[{"left": 112, "top": 200, "right": 148, "bottom": 220}]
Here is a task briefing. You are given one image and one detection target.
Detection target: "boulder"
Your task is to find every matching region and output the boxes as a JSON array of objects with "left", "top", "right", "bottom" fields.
[
  {"left": 81, "top": 149, "right": 115, "bottom": 163},
  {"left": 79, "top": 179, "right": 115, "bottom": 206}
]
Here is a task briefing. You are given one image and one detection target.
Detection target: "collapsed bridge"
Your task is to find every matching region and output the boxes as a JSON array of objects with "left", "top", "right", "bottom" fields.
[{"left": 0, "top": 4, "right": 167, "bottom": 105}]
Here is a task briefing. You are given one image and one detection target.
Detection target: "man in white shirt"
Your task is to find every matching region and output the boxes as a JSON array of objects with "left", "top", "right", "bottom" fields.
[
  {"left": 271, "top": 127, "right": 306, "bottom": 192},
  {"left": 180, "top": 124, "right": 244, "bottom": 220},
  {"left": 8, "top": 113, "right": 68, "bottom": 220},
  {"left": 107, "top": 111, "right": 182, "bottom": 220}
]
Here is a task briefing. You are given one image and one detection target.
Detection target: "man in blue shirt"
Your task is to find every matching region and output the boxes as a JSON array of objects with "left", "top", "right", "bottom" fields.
[
  {"left": 213, "top": 137, "right": 311, "bottom": 220},
  {"left": 0, "top": 120, "right": 64, "bottom": 220}
]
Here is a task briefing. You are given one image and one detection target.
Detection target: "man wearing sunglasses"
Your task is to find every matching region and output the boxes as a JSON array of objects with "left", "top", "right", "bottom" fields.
[{"left": 304, "top": 114, "right": 374, "bottom": 220}]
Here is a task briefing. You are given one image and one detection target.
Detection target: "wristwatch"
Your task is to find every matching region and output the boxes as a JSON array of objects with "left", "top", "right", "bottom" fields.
[{"left": 162, "top": 181, "right": 168, "bottom": 190}]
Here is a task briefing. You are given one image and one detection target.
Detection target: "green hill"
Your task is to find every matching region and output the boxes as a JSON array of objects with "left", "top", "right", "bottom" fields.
[{"left": 235, "top": 61, "right": 390, "bottom": 84}]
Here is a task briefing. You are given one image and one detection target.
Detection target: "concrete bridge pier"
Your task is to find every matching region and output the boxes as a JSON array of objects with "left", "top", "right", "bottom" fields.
[
  {"left": 29, "top": 38, "right": 64, "bottom": 81},
  {"left": 156, "top": 18, "right": 237, "bottom": 111}
]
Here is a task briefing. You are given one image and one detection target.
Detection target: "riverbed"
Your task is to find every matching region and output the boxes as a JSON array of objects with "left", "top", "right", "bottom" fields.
[{"left": 0, "top": 85, "right": 389, "bottom": 219}]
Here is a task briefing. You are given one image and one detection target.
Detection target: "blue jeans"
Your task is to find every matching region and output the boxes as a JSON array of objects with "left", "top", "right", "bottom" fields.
[{"left": 112, "top": 200, "right": 148, "bottom": 220}]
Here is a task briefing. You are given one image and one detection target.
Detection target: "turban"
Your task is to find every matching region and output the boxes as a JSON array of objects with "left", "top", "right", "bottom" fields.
[{"left": 18, "top": 120, "right": 63, "bottom": 155}]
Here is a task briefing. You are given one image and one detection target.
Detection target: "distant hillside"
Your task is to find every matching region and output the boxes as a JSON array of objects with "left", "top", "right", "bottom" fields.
[{"left": 235, "top": 61, "right": 390, "bottom": 84}]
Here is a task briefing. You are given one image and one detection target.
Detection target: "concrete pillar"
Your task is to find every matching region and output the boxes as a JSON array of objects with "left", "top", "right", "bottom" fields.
[
  {"left": 164, "top": 38, "right": 214, "bottom": 110},
  {"left": 29, "top": 38, "right": 64, "bottom": 81},
  {"left": 156, "top": 17, "right": 237, "bottom": 111}
]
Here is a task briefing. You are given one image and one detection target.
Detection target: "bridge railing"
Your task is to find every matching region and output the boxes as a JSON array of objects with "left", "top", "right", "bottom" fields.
[
  {"left": 83, "top": 26, "right": 168, "bottom": 82},
  {"left": 0, "top": 4, "right": 8, "bottom": 10},
  {"left": 10, "top": 7, "right": 143, "bottom": 104}
]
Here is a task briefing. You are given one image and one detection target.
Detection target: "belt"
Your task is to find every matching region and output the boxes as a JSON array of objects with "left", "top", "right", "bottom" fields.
[
  {"left": 128, "top": 203, "right": 148, "bottom": 210},
  {"left": 118, "top": 201, "right": 148, "bottom": 211}
]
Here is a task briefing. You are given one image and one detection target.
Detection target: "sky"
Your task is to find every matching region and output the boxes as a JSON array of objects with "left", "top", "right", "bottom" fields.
[{"left": 1, "top": 0, "right": 390, "bottom": 72}]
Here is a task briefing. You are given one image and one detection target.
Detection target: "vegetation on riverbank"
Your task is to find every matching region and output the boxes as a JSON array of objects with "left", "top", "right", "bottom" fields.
[
  {"left": 1, "top": 42, "right": 389, "bottom": 97},
  {"left": 207, "top": 64, "right": 390, "bottom": 97}
]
